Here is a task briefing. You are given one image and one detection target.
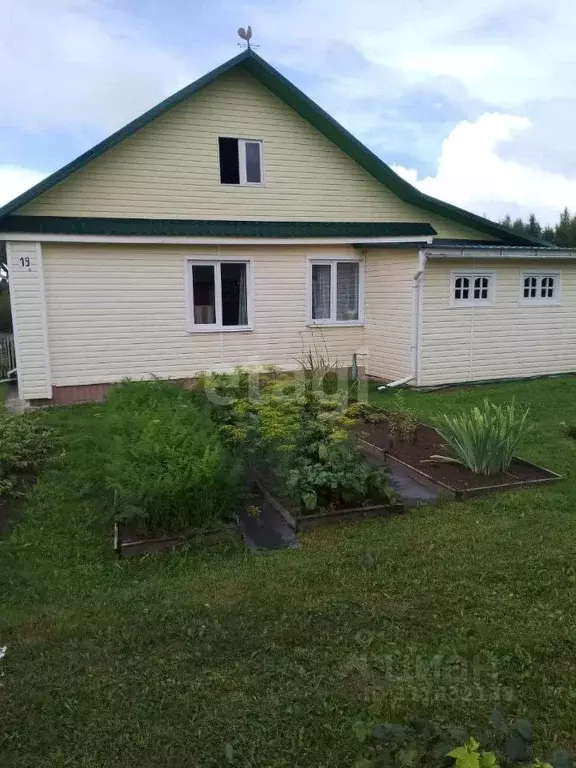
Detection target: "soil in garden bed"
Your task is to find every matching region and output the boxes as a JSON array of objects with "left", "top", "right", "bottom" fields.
[{"left": 357, "top": 421, "right": 553, "bottom": 491}]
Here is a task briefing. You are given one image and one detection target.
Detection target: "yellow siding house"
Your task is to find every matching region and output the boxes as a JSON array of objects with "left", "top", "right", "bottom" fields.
[{"left": 0, "top": 49, "right": 572, "bottom": 403}]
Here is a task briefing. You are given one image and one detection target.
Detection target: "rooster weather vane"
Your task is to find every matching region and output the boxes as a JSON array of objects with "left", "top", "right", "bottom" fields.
[{"left": 238, "top": 26, "right": 258, "bottom": 50}]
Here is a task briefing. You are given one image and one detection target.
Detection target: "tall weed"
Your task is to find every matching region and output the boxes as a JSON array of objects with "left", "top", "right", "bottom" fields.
[{"left": 103, "top": 380, "right": 243, "bottom": 531}]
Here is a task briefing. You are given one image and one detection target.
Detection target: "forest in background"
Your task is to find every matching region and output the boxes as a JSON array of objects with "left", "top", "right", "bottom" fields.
[{"left": 499, "top": 207, "right": 576, "bottom": 246}]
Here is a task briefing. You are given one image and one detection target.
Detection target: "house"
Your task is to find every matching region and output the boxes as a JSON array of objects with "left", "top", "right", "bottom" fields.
[{"left": 0, "top": 49, "right": 574, "bottom": 405}]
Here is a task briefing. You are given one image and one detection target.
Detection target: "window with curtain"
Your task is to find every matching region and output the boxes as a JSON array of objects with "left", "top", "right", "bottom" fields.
[
  {"left": 311, "top": 261, "right": 361, "bottom": 323},
  {"left": 189, "top": 261, "right": 250, "bottom": 330}
]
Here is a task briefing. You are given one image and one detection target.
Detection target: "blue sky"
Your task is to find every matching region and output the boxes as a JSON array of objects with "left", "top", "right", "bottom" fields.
[{"left": 2, "top": 0, "right": 576, "bottom": 224}]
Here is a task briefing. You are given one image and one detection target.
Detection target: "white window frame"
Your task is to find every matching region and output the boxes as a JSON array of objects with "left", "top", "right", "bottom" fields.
[
  {"left": 185, "top": 257, "right": 253, "bottom": 332},
  {"left": 308, "top": 258, "right": 365, "bottom": 326},
  {"left": 219, "top": 137, "right": 264, "bottom": 186},
  {"left": 450, "top": 271, "right": 495, "bottom": 307},
  {"left": 519, "top": 270, "right": 561, "bottom": 306}
]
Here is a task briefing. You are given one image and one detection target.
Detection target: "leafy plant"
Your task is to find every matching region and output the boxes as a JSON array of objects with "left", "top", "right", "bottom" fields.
[
  {"left": 215, "top": 372, "right": 395, "bottom": 513},
  {"left": 103, "top": 380, "right": 243, "bottom": 532},
  {"left": 353, "top": 712, "right": 574, "bottom": 768},
  {"left": 429, "top": 399, "right": 531, "bottom": 475},
  {"left": 0, "top": 410, "right": 55, "bottom": 496},
  {"left": 387, "top": 394, "right": 418, "bottom": 445}
]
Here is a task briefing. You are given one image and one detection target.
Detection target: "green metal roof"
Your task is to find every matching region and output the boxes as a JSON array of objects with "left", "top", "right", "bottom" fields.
[
  {"left": 0, "top": 216, "right": 436, "bottom": 238},
  {"left": 0, "top": 49, "right": 545, "bottom": 246}
]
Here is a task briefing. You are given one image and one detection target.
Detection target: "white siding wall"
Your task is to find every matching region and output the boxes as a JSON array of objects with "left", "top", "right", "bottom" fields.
[
  {"left": 365, "top": 249, "right": 417, "bottom": 381},
  {"left": 41, "top": 243, "right": 365, "bottom": 387},
  {"left": 419, "top": 259, "right": 576, "bottom": 386},
  {"left": 7, "top": 242, "right": 51, "bottom": 399},
  {"left": 19, "top": 70, "right": 491, "bottom": 242}
]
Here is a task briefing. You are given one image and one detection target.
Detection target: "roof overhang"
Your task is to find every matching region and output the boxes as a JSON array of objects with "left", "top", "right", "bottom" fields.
[
  {"left": 425, "top": 246, "right": 576, "bottom": 260},
  {"left": 0, "top": 217, "right": 436, "bottom": 246}
]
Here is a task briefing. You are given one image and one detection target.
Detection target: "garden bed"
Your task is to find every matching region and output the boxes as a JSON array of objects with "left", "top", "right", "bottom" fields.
[
  {"left": 357, "top": 421, "right": 561, "bottom": 500},
  {"left": 114, "top": 519, "right": 241, "bottom": 557},
  {"left": 251, "top": 468, "right": 405, "bottom": 531}
]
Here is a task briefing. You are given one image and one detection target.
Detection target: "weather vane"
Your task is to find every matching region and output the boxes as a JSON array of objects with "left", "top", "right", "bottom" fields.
[{"left": 237, "top": 26, "right": 259, "bottom": 50}]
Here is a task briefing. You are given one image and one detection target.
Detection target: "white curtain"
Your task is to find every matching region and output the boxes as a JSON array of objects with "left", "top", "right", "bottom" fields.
[
  {"left": 312, "top": 264, "right": 331, "bottom": 319},
  {"left": 238, "top": 265, "right": 248, "bottom": 325},
  {"left": 336, "top": 262, "right": 359, "bottom": 320}
]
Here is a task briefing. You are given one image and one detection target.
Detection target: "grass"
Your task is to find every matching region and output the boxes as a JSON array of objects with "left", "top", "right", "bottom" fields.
[{"left": 2, "top": 376, "right": 576, "bottom": 766}]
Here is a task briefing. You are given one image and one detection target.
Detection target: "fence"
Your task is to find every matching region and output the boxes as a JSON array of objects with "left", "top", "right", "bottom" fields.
[{"left": 0, "top": 333, "right": 16, "bottom": 381}]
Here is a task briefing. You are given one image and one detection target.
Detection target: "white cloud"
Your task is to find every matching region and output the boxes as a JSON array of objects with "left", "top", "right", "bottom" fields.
[
  {"left": 0, "top": 0, "right": 194, "bottom": 133},
  {"left": 0, "top": 166, "right": 46, "bottom": 207},
  {"left": 392, "top": 113, "right": 576, "bottom": 224}
]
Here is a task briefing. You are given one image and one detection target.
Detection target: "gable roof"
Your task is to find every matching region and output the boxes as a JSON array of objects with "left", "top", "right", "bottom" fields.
[{"left": 0, "top": 49, "right": 546, "bottom": 246}]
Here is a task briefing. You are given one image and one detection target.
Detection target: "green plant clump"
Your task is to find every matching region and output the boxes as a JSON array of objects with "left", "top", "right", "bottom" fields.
[
  {"left": 0, "top": 410, "right": 55, "bottom": 496},
  {"left": 214, "top": 373, "right": 395, "bottom": 513},
  {"left": 354, "top": 712, "right": 574, "bottom": 768},
  {"left": 103, "top": 380, "right": 243, "bottom": 532},
  {"left": 431, "top": 399, "right": 531, "bottom": 475}
]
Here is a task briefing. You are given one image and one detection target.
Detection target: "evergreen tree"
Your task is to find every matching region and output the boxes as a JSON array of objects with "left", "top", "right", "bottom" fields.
[
  {"left": 555, "top": 207, "right": 572, "bottom": 247},
  {"left": 527, "top": 213, "right": 542, "bottom": 237}
]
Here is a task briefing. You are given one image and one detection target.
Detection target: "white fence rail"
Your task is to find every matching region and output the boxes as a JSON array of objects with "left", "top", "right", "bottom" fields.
[{"left": 0, "top": 333, "right": 16, "bottom": 381}]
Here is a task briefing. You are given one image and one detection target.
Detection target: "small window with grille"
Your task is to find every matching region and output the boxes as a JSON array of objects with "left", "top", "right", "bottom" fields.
[
  {"left": 452, "top": 273, "right": 494, "bottom": 306},
  {"left": 521, "top": 272, "right": 559, "bottom": 304}
]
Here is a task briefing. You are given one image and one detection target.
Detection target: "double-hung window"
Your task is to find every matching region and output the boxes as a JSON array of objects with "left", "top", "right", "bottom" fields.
[
  {"left": 218, "top": 137, "right": 263, "bottom": 185},
  {"left": 310, "top": 260, "right": 362, "bottom": 324},
  {"left": 451, "top": 273, "right": 494, "bottom": 306},
  {"left": 521, "top": 272, "right": 560, "bottom": 304},
  {"left": 188, "top": 260, "right": 251, "bottom": 331}
]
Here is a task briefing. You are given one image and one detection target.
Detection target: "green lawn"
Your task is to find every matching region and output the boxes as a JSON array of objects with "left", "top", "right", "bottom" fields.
[{"left": 2, "top": 377, "right": 576, "bottom": 767}]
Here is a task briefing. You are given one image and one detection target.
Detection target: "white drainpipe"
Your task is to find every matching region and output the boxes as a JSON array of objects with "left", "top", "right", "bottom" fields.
[{"left": 378, "top": 248, "right": 428, "bottom": 390}]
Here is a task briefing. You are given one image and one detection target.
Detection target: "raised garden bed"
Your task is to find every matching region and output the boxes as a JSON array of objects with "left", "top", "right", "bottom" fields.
[
  {"left": 251, "top": 468, "right": 405, "bottom": 531},
  {"left": 114, "top": 520, "right": 241, "bottom": 557},
  {"left": 357, "top": 421, "right": 561, "bottom": 500}
]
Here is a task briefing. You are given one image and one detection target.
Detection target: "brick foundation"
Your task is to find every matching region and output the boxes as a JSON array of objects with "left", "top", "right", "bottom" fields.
[
  {"left": 28, "top": 368, "right": 364, "bottom": 407},
  {"left": 30, "top": 382, "right": 112, "bottom": 406}
]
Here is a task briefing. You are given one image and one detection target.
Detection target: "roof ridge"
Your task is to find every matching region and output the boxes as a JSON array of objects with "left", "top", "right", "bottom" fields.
[{"left": 0, "top": 49, "right": 544, "bottom": 247}]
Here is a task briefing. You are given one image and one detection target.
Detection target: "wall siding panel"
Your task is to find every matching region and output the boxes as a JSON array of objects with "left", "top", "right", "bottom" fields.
[
  {"left": 7, "top": 242, "right": 52, "bottom": 399},
  {"left": 365, "top": 249, "right": 417, "bottom": 381},
  {"left": 20, "top": 71, "right": 490, "bottom": 241},
  {"left": 42, "top": 243, "right": 365, "bottom": 387},
  {"left": 419, "top": 259, "right": 576, "bottom": 386}
]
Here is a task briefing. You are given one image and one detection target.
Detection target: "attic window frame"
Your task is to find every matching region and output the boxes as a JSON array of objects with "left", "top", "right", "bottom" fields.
[{"left": 218, "top": 137, "right": 264, "bottom": 186}]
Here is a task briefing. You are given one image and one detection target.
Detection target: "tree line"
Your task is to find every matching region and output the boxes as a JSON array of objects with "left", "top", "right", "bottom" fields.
[{"left": 499, "top": 208, "right": 576, "bottom": 247}]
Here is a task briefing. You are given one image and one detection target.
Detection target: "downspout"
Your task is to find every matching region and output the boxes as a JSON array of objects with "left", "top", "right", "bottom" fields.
[{"left": 378, "top": 248, "right": 428, "bottom": 390}]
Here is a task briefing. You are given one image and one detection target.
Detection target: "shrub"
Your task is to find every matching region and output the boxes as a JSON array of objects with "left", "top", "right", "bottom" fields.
[
  {"left": 103, "top": 380, "right": 243, "bottom": 532},
  {"left": 217, "top": 375, "right": 395, "bottom": 513},
  {"left": 353, "top": 712, "right": 574, "bottom": 768},
  {"left": 0, "top": 410, "right": 54, "bottom": 496},
  {"left": 431, "top": 399, "right": 531, "bottom": 475}
]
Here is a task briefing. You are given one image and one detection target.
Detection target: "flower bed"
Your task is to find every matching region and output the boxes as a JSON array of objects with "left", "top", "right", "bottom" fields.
[
  {"left": 114, "top": 519, "right": 241, "bottom": 557},
  {"left": 103, "top": 380, "right": 245, "bottom": 552},
  {"left": 204, "top": 368, "right": 400, "bottom": 526},
  {"left": 357, "top": 418, "right": 561, "bottom": 500},
  {"left": 251, "top": 467, "right": 404, "bottom": 531}
]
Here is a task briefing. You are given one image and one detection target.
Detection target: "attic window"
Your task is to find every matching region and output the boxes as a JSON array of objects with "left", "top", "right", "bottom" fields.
[{"left": 219, "top": 138, "right": 263, "bottom": 185}]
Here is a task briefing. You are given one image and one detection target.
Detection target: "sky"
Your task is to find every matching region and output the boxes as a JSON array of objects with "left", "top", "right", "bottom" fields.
[{"left": 1, "top": 0, "right": 575, "bottom": 225}]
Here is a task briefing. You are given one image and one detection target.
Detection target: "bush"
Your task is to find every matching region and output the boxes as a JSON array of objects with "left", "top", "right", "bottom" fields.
[
  {"left": 103, "top": 380, "right": 243, "bottom": 532},
  {"left": 0, "top": 410, "right": 54, "bottom": 496},
  {"left": 213, "top": 374, "right": 395, "bottom": 513},
  {"left": 431, "top": 399, "right": 531, "bottom": 475},
  {"left": 353, "top": 712, "right": 574, "bottom": 768}
]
